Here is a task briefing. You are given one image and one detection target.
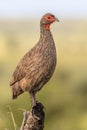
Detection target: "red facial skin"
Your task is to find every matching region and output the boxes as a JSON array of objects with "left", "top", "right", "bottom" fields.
[{"left": 45, "top": 15, "right": 56, "bottom": 30}]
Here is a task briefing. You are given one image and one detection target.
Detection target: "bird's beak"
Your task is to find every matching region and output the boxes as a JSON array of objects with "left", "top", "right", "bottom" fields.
[{"left": 54, "top": 17, "right": 59, "bottom": 22}]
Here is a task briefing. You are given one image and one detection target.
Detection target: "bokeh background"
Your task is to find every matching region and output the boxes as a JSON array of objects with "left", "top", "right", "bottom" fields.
[{"left": 0, "top": 0, "right": 87, "bottom": 130}]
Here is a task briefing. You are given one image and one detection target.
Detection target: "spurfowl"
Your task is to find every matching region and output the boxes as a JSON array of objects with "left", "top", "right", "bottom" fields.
[{"left": 10, "top": 13, "right": 59, "bottom": 106}]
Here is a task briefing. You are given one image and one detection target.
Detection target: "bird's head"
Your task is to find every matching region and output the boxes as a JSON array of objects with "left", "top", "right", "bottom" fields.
[{"left": 40, "top": 13, "right": 59, "bottom": 30}]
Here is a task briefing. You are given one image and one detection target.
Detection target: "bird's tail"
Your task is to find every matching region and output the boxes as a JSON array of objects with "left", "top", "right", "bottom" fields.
[
  {"left": 11, "top": 84, "right": 24, "bottom": 99},
  {"left": 13, "top": 93, "right": 17, "bottom": 99}
]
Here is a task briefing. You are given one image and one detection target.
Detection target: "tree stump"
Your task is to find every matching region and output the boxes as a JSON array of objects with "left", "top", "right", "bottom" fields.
[{"left": 20, "top": 102, "right": 45, "bottom": 130}]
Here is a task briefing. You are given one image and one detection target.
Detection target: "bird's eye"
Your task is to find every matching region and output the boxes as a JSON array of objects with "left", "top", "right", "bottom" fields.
[
  {"left": 47, "top": 16, "right": 51, "bottom": 19},
  {"left": 45, "top": 15, "right": 54, "bottom": 21}
]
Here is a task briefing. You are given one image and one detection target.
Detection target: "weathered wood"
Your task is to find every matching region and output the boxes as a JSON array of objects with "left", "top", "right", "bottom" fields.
[{"left": 20, "top": 102, "right": 45, "bottom": 130}]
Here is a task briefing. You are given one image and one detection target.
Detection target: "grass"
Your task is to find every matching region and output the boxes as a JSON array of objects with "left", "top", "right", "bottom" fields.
[{"left": 0, "top": 19, "right": 87, "bottom": 130}]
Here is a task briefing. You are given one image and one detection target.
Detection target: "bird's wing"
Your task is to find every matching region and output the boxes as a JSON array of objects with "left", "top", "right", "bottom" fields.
[
  {"left": 10, "top": 47, "right": 36, "bottom": 86},
  {"left": 10, "top": 61, "right": 26, "bottom": 86}
]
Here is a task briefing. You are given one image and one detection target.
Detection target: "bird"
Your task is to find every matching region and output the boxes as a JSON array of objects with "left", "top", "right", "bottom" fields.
[{"left": 10, "top": 13, "right": 59, "bottom": 106}]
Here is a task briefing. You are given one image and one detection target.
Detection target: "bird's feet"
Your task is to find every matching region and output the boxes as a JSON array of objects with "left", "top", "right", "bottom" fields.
[
  {"left": 32, "top": 99, "right": 38, "bottom": 107},
  {"left": 32, "top": 102, "right": 45, "bottom": 120}
]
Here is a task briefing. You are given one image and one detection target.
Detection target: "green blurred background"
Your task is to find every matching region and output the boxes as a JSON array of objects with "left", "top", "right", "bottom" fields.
[{"left": 0, "top": 1, "right": 87, "bottom": 130}]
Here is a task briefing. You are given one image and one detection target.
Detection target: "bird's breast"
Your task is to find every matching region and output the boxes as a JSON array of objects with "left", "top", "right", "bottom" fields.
[{"left": 37, "top": 39, "right": 56, "bottom": 80}]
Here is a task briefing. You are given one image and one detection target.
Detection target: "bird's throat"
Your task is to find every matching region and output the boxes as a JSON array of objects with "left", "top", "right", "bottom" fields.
[
  {"left": 45, "top": 24, "right": 50, "bottom": 30},
  {"left": 40, "top": 24, "right": 51, "bottom": 39}
]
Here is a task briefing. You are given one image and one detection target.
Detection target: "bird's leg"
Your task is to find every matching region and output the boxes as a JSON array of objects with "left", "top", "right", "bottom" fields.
[{"left": 30, "top": 91, "right": 36, "bottom": 106}]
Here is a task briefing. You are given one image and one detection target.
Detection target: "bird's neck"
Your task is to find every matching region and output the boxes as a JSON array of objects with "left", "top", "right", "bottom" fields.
[
  {"left": 36, "top": 24, "right": 55, "bottom": 51},
  {"left": 40, "top": 24, "right": 52, "bottom": 38}
]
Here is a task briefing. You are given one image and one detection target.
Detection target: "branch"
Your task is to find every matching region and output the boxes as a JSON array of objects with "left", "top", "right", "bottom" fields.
[{"left": 20, "top": 102, "right": 45, "bottom": 130}]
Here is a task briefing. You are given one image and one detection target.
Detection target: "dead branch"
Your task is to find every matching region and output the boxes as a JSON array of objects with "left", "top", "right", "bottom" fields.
[{"left": 20, "top": 102, "right": 45, "bottom": 130}]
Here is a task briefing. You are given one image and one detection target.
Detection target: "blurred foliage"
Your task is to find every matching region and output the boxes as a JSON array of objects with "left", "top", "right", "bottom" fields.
[{"left": 0, "top": 20, "right": 87, "bottom": 130}]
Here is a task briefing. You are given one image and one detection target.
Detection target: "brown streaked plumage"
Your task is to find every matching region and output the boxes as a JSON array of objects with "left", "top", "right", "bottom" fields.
[{"left": 10, "top": 13, "right": 59, "bottom": 106}]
